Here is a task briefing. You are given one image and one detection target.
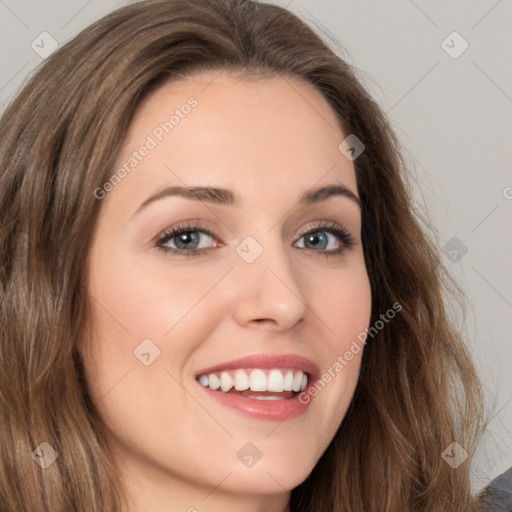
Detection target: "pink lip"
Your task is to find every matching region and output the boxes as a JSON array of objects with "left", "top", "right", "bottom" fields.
[
  {"left": 195, "top": 353, "right": 321, "bottom": 382},
  {"left": 194, "top": 353, "right": 320, "bottom": 422},
  {"left": 197, "top": 385, "right": 313, "bottom": 421}
]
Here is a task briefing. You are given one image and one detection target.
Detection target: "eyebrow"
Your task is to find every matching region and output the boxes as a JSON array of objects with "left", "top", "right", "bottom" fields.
[{"left": 133, "top": 183, "right": 361, "bottom": 216}]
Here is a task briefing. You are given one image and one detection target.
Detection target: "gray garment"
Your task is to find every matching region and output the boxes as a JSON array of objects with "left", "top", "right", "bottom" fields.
[{"left": 480, "top": 467, "right": 512, "bottom": 511}]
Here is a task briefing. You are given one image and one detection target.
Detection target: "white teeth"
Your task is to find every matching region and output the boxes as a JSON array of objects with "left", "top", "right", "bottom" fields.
[
  {"left": 283, "top": 370, "right": 294, "bottom": 391},
  {"left": 300, "top": 373, "right": 308, "bottom": 391},
  {"left": 233, "top": 369, "right": 250, "bottom": 391},
  {"left": 220, "top": 372, "right": 234, "bottom": 392},
  {"left": 197, "top": 368, "right": 308, "bottom": 394},
  {"left": 250, "top": 369, "right": 267, "bottom": 391},
  {"left": 267, "top": 369, "right": 284, "bottom": 392},
  {"left": 249, "top": 396, "right": 285, "bottom": 400},
  {"left": 292, "top": 371, "right": 303, "bottom": 392},
  {"left": 208, "top": 373, "right": 221, "bottom": 390},
  {"left": 220, "top": 372, "right": 234, "bottom": 393}
]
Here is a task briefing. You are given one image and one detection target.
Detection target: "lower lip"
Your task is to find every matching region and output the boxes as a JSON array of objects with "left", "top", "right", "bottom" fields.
[{"left": 197, "top": 383, "right": 313, "bottom": 421}]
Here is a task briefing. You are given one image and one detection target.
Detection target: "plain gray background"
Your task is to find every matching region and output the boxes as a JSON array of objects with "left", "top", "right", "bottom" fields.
[{"left": 1, "top": 0, "right": 511, "bottom": 494}]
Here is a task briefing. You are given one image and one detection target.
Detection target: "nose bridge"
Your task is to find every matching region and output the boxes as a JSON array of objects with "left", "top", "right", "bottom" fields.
[{"left": 231, "top": 230, "right": 308, "bottom": 329}]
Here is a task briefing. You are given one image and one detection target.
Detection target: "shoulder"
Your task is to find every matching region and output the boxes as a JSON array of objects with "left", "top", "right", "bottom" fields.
[{"left": 479, "top": 467, "right": 512, "bottom": 512}]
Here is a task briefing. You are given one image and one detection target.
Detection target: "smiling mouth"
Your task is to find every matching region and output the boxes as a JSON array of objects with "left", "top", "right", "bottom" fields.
[{"left": 196, "top": 367, "right": 308, "bottom": 400}]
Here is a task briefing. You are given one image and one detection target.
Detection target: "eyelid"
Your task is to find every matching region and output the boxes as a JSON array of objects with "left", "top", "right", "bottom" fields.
[{"left": 293, "top": 220, "right": 353, "bottom": 243}]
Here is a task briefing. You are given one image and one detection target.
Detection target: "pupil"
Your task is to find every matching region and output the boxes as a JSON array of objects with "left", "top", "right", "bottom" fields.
[
  {"left": 176, "top": 232, "right": 198, "bottom": 249},
  {"left": 307, "top": 232, "right": 326, "bottom": 249}
]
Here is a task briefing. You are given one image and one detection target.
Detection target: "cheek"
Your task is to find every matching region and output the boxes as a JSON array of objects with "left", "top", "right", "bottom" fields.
[
  {"left": 306, "top": 260, "right": 371, "bottom": 429},
  {"left": 316, "top": 258, "right": 372, "bottom": 348},
  {"left": 87, "top": 244, "right": 213, "bottom": 343},
  {"left": 82, "top": 244, "right": 233, "bottom": 406}
]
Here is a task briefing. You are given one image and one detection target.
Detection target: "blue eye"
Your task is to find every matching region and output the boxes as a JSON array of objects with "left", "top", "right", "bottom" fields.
[
  {"left": 155, "top": 221, "right": 355, "bottom": 258},
  {"left": 161, "top": 229, "right": 214, "bottom": 251},
  {"left": 295, "top": 225, "right": 354, "bottom": 253},
  {"left": 156, "top": 221, "right": 217, "bottom": 256}
]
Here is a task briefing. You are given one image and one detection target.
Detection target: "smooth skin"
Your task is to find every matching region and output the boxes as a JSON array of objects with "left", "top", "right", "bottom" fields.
[{"left": 80, "top": 70, "right": 372, "bottom": 512}]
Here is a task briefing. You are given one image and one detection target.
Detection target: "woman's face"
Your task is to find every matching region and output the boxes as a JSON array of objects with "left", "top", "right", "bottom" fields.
[{"left": 81, "top": 70, "right": 371, "bottom": 510}]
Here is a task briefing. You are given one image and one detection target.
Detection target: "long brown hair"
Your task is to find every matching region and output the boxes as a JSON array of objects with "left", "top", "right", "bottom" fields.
[{"left": 0, "top": 0, "right": 485, "bottom": 510}]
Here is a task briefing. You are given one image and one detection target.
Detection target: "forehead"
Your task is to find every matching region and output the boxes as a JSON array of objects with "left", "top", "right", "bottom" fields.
[{"left": 109, "top": 70, "right": 357, "bottom": 209}]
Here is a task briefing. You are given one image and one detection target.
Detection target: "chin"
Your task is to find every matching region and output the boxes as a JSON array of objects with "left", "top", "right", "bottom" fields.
[{"left": 217, "top": 455, "right": 316, "bottom": 495}]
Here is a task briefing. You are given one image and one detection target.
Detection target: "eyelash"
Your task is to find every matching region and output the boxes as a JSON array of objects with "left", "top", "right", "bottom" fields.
[{"left": 155, "top": 220, "right": 355, "bottom": 258}]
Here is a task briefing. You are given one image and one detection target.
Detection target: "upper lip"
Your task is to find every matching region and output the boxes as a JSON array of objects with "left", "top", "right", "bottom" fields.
[{"left": 195, "top": 353, "right": 321, "bottom": 383}]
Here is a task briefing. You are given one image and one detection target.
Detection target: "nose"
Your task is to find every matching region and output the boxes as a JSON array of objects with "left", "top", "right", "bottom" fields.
[{"left": 231, "top": 237, "right": 308, "bottom": 331}]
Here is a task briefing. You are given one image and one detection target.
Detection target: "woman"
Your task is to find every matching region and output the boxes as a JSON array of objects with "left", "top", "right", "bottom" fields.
[{"left": 0, "top": 0, "right": 509, "bottom": 510}]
